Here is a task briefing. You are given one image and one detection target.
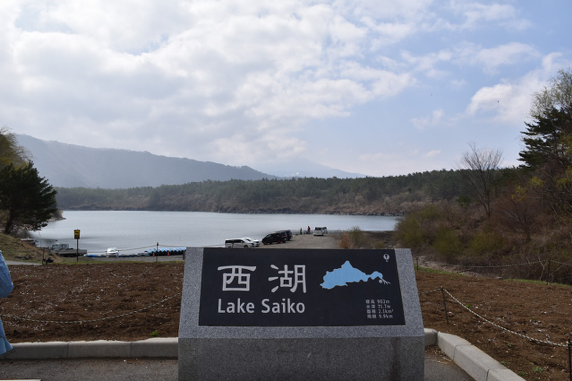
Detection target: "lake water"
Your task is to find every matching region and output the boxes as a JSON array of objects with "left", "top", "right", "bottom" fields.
[{"left": 28, "top": 211, "right": 400, "bottom": 255}]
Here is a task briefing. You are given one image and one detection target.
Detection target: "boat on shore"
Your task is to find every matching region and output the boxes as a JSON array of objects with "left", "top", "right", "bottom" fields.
[
  {"left": 106, "top": 247, "right": 119, "bottom": 257},
  {"left": 50, "top": 243, "right": 87, "bottom": 257},
  {"left": 82, "top": 247, "right": 121, "bottom": 258}
]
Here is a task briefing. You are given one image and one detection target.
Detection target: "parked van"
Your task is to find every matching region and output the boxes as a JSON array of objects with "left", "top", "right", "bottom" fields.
[
  {"left": 313, "top": 227, "right": 328, "bottom": 236},
  {"left": 275, "top": 230, "right": 293, "bottom": 241},
  {"left": 225, "top": 238, "right": 254, "bottom": 248}
]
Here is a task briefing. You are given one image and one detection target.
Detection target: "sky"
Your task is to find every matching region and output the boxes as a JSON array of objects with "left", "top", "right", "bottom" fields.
[{"left": 1, "top": 0, "right": 571, "bottom": 177}]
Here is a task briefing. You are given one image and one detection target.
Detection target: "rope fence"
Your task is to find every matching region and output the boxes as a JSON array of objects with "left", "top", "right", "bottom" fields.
[
  {"left": 417, "top": 287, "right": 441, "bottom": 295},
  {"left": 418, "top": 257, "right": 572, "bottom": 286},
  {"left": 552, "top": 260, "right": 572, "bottom": 268},
  {"left": 440, "top": 288, "right": 568, "bottom": 348},
  {"left": 419, "top": 286, "right": 572, "bottom": 379},
  {"left": 460, "top": 260, "right": 544, "bottom": 269},
  {"left": 4, "top": 285, "right": 564, "bottom": 347},
  {"left": 0, "top": 292, "right": 181, "bottom": 325}
]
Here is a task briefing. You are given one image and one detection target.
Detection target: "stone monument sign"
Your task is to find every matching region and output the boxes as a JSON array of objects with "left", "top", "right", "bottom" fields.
[{"left": 179, "top": 248, "right": 424, "bottom": 380}]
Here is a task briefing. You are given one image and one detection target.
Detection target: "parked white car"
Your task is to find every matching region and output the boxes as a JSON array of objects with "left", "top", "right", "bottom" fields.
[
  {"left": 225, "top": 238, "right": 254, "bottom": 248},
  {"left": 313, "top": 227, "right": 328, "bottom": 236},
  {"left": 243, "top": 237, "right": 260, "bottom": 247}
]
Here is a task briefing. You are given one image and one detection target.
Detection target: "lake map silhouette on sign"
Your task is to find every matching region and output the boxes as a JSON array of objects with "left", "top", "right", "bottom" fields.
[{"left": 321, "top": 260, "right": 391, "bottom": 289}]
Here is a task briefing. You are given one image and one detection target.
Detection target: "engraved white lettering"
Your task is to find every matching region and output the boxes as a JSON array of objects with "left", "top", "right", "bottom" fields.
[
  {"left": 217, "top": 298, "right": 255, "bottom": 314},
  {"left": 260, "top": 298, "right": 305, "bottom": 314}
]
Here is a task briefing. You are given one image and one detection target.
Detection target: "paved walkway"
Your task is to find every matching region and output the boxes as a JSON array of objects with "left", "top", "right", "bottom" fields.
[
  {"left": 0, "top": 330, "right": 526, "bottom": 380},
  {"left": 0, "top": 350, "right": 471, "bottom": 381}
]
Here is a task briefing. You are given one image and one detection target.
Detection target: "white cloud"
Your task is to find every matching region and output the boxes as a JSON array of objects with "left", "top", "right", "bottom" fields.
[
  {"left": 466, "top": 53, "right": 569, "bottom": 125},
  {"left": 401, "top": 49, "right": 453, "bottom": 78},
  {"left": 425, "top": 150, "right": 441, "bottom": 158},
  {"left": 337, "top": 0, "right": 433, "bottom": 20},
  {"left": 448, "top": 1, "right": 531, "bottom": 31},
  {"left": 393, "top": 41, "right": 538, "bottom": 82},
  {"left": 2, "top": 0, "right": 428, "bottom": 167},
  {"left": 0, "top": 0, "right": 569, "bottom": 176},
  {"left": 457, "top": 42, "right": 539, "bottom": 74},
  {"left": 450, "top": 78, "right": 468, "bottom": 89},
  {"left": 412, "top": 109, "right": 445, "bottom": 130},
  {"left": 477, "top": 43, "right": 538, "bottom": 70}
]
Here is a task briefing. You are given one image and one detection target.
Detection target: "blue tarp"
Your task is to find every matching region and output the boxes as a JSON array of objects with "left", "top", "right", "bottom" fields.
[{"left": 142, "top": 247, "right": 187, "bottom": 256}]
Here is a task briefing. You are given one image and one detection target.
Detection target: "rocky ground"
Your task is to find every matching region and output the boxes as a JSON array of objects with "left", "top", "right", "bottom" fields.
[{"left": 1, "top": 234, "right": 571, "bottom": 380}]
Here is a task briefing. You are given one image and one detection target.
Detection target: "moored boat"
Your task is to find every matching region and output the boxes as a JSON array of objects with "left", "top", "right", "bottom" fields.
[{"left": 106, "top": 247, "right": 119, "bottom": 257}]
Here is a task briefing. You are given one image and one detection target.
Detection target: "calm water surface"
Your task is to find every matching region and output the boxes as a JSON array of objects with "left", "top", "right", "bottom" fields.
[{"left": 28, "top": 211, "right": 399, "bottom": 255}]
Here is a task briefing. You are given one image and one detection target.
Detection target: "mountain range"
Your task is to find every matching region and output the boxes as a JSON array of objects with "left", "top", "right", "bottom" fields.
[{"left": 15, "top": 134, "right": 363, "bottom": 189}]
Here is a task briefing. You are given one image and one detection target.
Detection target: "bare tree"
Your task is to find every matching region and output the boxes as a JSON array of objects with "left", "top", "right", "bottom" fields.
[
  {"left": 493, "top": 184, "right": 541, "bottom": 242},
  {"left": 457, "top": 142, "right": 503, "bottom": 218}
]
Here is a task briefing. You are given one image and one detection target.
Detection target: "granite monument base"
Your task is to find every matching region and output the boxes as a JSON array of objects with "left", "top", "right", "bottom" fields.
[{"left": 180, "top": 336, "right": 423, "bottom": 380}]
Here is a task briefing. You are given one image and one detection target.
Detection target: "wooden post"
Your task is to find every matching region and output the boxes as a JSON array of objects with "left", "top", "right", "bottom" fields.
[{"left": 440, "top": 286, "right": 449, "bottom": 324}]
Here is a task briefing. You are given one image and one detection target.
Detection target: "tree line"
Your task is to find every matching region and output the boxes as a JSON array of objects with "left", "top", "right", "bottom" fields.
[
  {"left": 394, "top": 69, "right": 572, "bottom": 284},
  {"left": 54, "top": 169, "right": 497, "bottom": 215}
]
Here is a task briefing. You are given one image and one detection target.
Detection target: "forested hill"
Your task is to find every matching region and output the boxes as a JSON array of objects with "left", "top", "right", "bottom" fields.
[{"left": 55, "top": 169, "right": 511, "bottom": 215}]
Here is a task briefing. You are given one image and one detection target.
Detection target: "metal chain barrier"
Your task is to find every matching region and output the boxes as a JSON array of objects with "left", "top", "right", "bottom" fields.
[
  {"left": 0, "top": 292, "right": 182, "bottom": 325},
  {"left": 442, "top": 288, "right": 568, "bottom": 348}
]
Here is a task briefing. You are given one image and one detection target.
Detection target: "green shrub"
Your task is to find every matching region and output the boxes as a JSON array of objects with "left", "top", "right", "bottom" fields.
[
  {"left": 467, "top": 229, "right": 505, "bottom": 259},
  {"left": 395, "top": 204, "right": 442, "bottom": 248},
  {"left": 348, "top": 226, "right": 366, "bottom": 248},
  {"left": 433, "top": 226, "right": 462, "bottom": 262},
  {"left": 416, "top": 204, "right": 442, "bottom": 219},
  {"left": 338, "top": 233, "right": 350, "bottom": 249},
  {"left": 338, "top": 226, "right": 367, "bottom": 249},
  {"left": 395, "top": 216, "right": 424, "bottom": 248}
]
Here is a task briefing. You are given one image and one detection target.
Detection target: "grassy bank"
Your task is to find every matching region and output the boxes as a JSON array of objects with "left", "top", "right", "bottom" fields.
[{"left": 0, "top": 233, "right": 51, "bottom": 262}]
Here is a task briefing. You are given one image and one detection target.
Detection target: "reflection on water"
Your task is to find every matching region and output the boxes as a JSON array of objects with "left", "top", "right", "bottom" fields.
[{"left": 29, "top": 211, "right": 399, "bottom": 255}]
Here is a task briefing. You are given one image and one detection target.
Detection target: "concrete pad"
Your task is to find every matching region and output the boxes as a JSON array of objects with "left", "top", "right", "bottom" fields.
[
  {"left": 68, "top": 340, "right": 130, "bottom": 358},
  {"left": 130, "top": 338, "right": 178, "bottom": 358},
  {"left": 437, "top": 331, "right": 471, "bottom": 359},
  {"left": 1, "top": 341, "right": 69, "bottom": 359},
  {"left": 436, "top": 331, "right": 525, "bottom": 381},
  {"left": 424, "top": 328, "right": 437, "bottom": 346},
  {"left": 454, "top": 344, "right": 504, "bottom": 381}
]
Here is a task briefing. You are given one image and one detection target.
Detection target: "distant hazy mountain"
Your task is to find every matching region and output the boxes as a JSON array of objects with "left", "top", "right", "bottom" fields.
[
  {"left": 254, "top": 158, "right": 365, "bottom": 179},
  {"left": 16, "top": 134, "right": 277, "bottom": 189}
]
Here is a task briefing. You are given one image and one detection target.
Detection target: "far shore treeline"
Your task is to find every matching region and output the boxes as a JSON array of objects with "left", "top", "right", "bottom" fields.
[{"left": 54, "top": 169, "right": 494, "bottom": 215}]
